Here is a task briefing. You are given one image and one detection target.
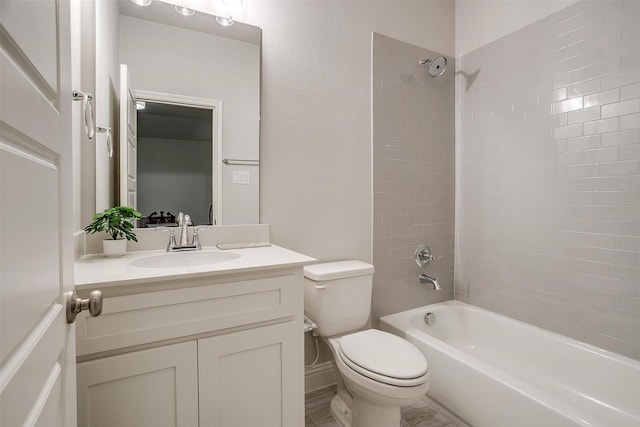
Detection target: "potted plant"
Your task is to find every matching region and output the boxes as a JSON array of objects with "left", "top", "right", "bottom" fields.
[{"left": 84, "top": 206, "right": 142, "bottom": 256}]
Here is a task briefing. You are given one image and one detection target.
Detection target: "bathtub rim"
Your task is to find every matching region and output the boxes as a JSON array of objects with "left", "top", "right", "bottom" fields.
[{"left": 381, "top": 300, "right": 640, "bottom": 369}]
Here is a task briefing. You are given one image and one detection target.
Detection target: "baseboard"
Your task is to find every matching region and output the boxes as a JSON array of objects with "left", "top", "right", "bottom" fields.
[{"left": 304, "top": 361, "right": 335, "bottom": 393}]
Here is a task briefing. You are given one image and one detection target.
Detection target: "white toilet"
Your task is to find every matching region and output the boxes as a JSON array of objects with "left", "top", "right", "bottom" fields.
[{"left": 304, "top": 261, "right": 430, "bottom": 427}]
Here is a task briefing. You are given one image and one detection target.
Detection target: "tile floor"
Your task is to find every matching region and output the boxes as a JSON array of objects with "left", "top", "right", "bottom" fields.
[{"left": 305, "top": 385, "right": 460, "bottom": 427}]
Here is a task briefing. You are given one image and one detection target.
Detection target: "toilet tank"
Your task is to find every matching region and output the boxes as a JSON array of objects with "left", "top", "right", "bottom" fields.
[{"left": 303, "top": 260, "right": 375, "bottom": 337}]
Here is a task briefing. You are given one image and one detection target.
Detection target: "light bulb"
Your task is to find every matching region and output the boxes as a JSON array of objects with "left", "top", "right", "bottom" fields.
[
  {"left": 175, "top": 5, "right": 195, "bottom": 16},
  {"left": 216, "top": 16, "right": 234, "bottom": 26}
]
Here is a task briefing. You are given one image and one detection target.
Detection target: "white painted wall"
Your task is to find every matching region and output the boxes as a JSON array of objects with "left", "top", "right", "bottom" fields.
[
  {"left": 456, "top": 0, "right": 581, "bottom": 56},
  {"left": 94, "top": 0, "right": 119, "bottom": 211},
  {"left": 244, "top": 0, "right": 455, "bottom": 261},
  {"left": 119, "top": 16, "right": 260, "bottom": 224}
]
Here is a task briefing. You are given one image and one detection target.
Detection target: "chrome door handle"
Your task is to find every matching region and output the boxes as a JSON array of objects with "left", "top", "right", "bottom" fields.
[{"left": 66, "top": 290, "right": 103, "bottom": 323}]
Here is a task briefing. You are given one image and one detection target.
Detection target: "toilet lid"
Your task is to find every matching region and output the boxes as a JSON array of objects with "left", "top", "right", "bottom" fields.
[{"left": 339, "top": 330, "right": 428, "bottom": 381}]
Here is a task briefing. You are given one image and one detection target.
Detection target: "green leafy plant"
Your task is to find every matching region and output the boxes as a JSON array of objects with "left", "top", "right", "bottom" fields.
[{"left": 84, "top": 206, "right": 142, "bottom": 241}]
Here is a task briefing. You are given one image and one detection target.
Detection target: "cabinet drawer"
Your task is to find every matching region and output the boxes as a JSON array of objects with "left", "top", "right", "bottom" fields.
[{"left": 76, "top": 272, "right": 300, "bottom": 356}]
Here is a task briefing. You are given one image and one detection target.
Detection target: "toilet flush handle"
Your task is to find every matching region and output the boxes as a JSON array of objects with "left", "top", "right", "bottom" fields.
[{"left": 314, "top": 282, "right": 327, "bottom": 289}]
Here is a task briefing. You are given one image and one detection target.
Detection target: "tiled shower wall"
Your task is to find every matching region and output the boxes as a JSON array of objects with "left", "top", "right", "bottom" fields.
[
  {"left": 372, "top": 33, "right": 455, "bottom": 322},
  {"left": 456, "top": 0, "right": 640, "bottom": 359}
]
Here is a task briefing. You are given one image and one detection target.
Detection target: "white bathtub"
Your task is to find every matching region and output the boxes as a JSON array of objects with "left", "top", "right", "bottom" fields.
[{"left": 380, "top": 300, "right": 640, "bottom": 427}]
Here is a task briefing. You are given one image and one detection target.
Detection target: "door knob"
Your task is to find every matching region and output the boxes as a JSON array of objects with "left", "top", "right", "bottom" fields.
[{"left": 66, "top": 290, "right": 103, "bottom": 323}]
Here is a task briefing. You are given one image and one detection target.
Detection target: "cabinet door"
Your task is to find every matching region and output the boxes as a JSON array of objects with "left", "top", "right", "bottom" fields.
[
  {"left": 76, "top": 341, "right": 198, "bottom": 427},
  {"left": 198, "top": 322, "right": 304, "bottom": 427}
]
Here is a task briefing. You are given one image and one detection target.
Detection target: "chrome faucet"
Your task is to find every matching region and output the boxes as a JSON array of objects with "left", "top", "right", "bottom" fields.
[
  {"left": 177, "top": 212, "right": 192, "bottom": 246},
  {"left": 156, "top": 213, "right": 210, "bottom": 252},
  {"left": 419, "top": 273, "right": 442, "bottom": 290}
]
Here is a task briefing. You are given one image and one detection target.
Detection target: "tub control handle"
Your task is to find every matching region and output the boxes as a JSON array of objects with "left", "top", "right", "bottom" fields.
[{"left": 415, "top": 244, "right": 442, "bottom": 267}]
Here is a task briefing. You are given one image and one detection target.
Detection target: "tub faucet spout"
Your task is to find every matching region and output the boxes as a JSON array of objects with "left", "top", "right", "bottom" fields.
[{"left": 419, "top": 273, "right": 442, "bottom": 290}]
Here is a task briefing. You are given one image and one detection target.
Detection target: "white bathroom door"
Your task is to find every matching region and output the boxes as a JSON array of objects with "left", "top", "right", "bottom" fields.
[
  {"left": 119, "top": 64, "right": 137, "bottom": 208},
  {"left": 0, "top": 0, "right": 77, "bottom": 425}
]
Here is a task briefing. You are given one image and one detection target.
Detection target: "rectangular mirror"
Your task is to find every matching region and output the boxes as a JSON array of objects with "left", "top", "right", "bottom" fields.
[{"left": 95, "top": 0, "right": 261, "bottom": 226}]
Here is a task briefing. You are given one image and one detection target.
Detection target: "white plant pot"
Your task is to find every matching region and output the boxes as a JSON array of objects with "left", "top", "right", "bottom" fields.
[{"left": 103, "top": 239, "right": 127, "bottom": 257}]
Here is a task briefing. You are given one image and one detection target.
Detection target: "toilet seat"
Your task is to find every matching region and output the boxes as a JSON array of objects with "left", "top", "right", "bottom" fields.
[{"left": 338, "top": 329, "right": 428, "bottom": 387}]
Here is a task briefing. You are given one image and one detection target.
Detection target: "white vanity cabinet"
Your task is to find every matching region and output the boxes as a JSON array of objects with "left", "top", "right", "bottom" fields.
[
  {"left": 77, "top": 341, "right": 199, "bottom": 427},
  {"left": 74, "top": 256, "right": 311, "bottom": 427}
]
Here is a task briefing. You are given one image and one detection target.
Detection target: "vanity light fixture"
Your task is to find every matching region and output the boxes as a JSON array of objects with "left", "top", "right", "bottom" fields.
[
  {"left": 216, "top": 15, "right": 234, "bottom": 26},
  {"left": 175, "top": 5, "right": 196, "bottom": 16},
  {"left": 136, "top": 101, "right": 146, "bottom": 110},
  {"left": 130, "top": 0, "right": 152, "bottom": 6}
]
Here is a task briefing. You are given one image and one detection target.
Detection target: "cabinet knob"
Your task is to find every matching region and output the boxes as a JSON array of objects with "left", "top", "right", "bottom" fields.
[{"left": 66, "top": 290, "right": 103, "bottom": 323}]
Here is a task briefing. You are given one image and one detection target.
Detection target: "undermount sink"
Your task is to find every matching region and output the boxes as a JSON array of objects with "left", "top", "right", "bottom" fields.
[{"left": 130, "top": 251, "right": 241, "bottom": 268}]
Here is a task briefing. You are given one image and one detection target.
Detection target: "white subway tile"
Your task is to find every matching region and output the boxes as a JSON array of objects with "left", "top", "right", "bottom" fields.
[
  {"left": 554, "top": 123, "right": 583, "bottom": 139},
  {"left": 557, "top": 150, "right": 584, "bottom": 165},
  {"left": 615, "top": 205, "right": 640, "bottom": 221},
  {"left": 617, "top": 175, "right": 640, "bottom": 190},
  {"left": 597, "top": 334, "right": 639, "bottom": 359},
  {"left": 598, "top": 190, "right": 639, "bottom": 206},
  {"left": 581, "top": 287, "right": 618, "bottom": 307},
  {"left": 546, "top": 40, "right": 585, "bottom": 63},
  {"left": 599, "top": 248, "right": 638, "bottom": 266},
  {"left": 568, "top": 134, "right": 601, "bottom": 150},
  {"left": 599, "top": 159, "right": 640, "bottom": 175},
  {"left": 619, "top": 143, "right": 640, "bottom": 160},
  {"left": 554, "top": 112, "right": 569, "bottom": 127},
  {"left": 621, "top": 82, "right": 640, "bottom": 100},
  {"left": 580, "top": 176, "right": 618, "bottom": 190},
  {"left": 600, "top": 220, "right": 639, "bottom": 235},
  {"left": 457, "top": 0, "right": 640, "bottom": 360},
  {"left": 601, "top": 67, "right": 640, "bottom": 90},
  {"left": 596, "top": 277, "right": 640, "bottom": 297},
  {"left": 617, "top": 295, "right": 640, "bottom": 314},
  {"left": 568, "top": 106, "right": 601, "bottom": 124},
  {"left": 601, "top": 129, "right": 640, "bottom": 147},
  {"left": 617, "top": 235, "right": 640, "bottom": 252},
  {"left": 579, "top": 232, "right": 618, "bottom": 249},
  {"left": 614, "top": 320, "right": 640, "bottom": 345},
  {"left": 568, "top": 163, "right": 599, "bottom": 177},
  {"left": 583, "top": 117, "right": 620, "bottom": 135},
  {"left": 582, "top": 147, "right": 619, "bottom": 163},
  {"left": 621, "top": 51, "right": 640, "bottom": 70},
  {"left": 584, "top": 88, "right": 621, "bottom": 108},
  {"left": 603, "top": 34, "right": 640, "bottom": 60},
  {"left": 620, "top": 113, "right": 640, "bottom": 130},
  {"left": 601, "top": 98, "right": 640, "bottom": 118},
  {"left": 567, "top": 78, "right": 602, "bottom": 98}
]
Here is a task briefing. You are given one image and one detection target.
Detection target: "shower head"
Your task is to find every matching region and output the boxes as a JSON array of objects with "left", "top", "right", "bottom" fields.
[{"left": 419, "top": 56, "right": 447, "bottom": 77}]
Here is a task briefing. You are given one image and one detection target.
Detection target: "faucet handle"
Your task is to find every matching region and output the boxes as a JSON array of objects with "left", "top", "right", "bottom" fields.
[
  {"left": 191, "top": 226, "right": 211, "bottom": 250},
  {"left": 155, "top": 226, "right": 177, "bottom": 251},
  {"left": 415, "top": 244, "right": 442, "bottom": 267}
]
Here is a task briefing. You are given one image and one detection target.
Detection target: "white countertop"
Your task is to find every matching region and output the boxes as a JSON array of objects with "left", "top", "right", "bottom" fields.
[{"left": 75, "top": 245, "right": 316, "bottom": 290}]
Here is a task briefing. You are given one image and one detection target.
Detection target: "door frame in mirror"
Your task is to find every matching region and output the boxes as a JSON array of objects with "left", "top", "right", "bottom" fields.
[{"left": 125, "top": 89, "right": 224, "bottom": 225}]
